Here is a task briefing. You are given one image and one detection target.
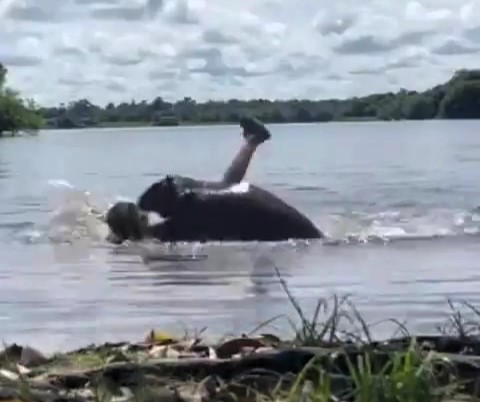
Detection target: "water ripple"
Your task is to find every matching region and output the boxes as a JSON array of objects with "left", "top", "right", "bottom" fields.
[{"left": 2, "top": 123, "right": 480, "bottom": 351}]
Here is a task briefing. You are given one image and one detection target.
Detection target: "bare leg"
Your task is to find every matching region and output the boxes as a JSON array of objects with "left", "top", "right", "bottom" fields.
[
  {"left": 134, "top": 118, "right": 270, "bottom": 219},
  {"left": 222, "top": 117, "right": 271, "bottom": 185},
  {"left": 222, "top": 141, "right": 258, "bottom": 184}
]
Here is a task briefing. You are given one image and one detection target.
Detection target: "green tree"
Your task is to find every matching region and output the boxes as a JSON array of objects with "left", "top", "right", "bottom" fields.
[
  {"left": 0, "top": 64, "right": 6, "bottom": 91},
  {"left": 346, "top": 98, "right": 376, "bottom": 118},
  {"left": 438, "top": 80, "right": 480, "bottom": 119},
  {"left": 295, "top": 106, "right": 312, "bottom": 122},
  {"left": 0, "top": 65, "right": 43, "bottom": 135},
  {"left": 402, "top": 94, "right": 436, "bottom": 120},
  {"left": 315, "top": 111, "right": 333, "bottom": 122}
]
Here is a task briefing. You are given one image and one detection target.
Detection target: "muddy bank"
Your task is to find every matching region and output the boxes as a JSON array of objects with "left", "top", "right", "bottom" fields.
[
  {"left": 3, "top": 288, "right": 480, "bottom": 402},
  {"left": 2, "top": 327, "right": 480, "bottom": 402}
]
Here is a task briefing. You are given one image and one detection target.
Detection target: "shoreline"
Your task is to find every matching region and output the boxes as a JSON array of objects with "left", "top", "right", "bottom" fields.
[
  {"left": 40, "top": 117, "right": 480, "bottom": 132},
  {"left": 96, "top": 116, "right": 380, "bottom": 129},
  {"left": 3, "top": 281, "right": 480, "bottom": 401}
]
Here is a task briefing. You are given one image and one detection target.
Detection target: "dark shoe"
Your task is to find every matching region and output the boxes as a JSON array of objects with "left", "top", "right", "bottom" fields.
[{"left": 240, "top": 116, "right": 271, "bottom": 144}]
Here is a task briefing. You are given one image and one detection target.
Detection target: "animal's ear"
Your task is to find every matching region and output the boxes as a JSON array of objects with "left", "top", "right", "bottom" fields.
[
  {"left": 164, "top": 176, "right": 180, "bottom": 196},
  {"left": 165, "top": 175, "right": 174, "bottom": 186}
]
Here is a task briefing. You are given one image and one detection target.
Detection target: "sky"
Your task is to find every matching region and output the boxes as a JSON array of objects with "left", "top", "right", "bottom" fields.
[{"left": 1, "top": 0, "right": 480, "bottom": 107}]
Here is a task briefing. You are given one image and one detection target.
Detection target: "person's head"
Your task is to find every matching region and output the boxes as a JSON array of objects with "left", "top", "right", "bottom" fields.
[{"left": 105, "top": 201, "right": 148, "bottom": 244}]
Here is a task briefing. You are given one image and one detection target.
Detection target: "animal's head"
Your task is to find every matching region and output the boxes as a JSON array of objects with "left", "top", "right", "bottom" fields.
[
  {"left": 105, "top": 201, "right": 148, "bottom": 244},
  {"left": 137, "top": 175, "right": 180, "bottom": 218}
]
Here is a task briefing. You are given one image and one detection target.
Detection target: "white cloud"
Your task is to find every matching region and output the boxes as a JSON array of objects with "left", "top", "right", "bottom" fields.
[{"left": 0, "top": 0, "right": 479, "bottom": 106}]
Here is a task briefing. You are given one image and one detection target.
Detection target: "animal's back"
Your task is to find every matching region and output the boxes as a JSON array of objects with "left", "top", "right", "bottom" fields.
[{"left": 169, "top": 183, "right": 323, "bottom": 241}]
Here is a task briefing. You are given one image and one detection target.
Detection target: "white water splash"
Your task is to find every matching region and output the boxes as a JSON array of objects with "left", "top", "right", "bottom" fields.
[
  {"left": 46, "top": 179, "right": 112, "bottom": 244},
  {"left": 39, "top": 179, "right": 480, "bottom": 247},
  {"left": 317, "top": 207, "right": 480, "bottom": 244}
]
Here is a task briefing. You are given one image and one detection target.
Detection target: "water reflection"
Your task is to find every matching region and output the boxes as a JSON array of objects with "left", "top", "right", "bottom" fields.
[
  {"left": 0, "top": 159, "right": 10, "bottom": 183},
  {"left": 106, "top": 241, "right": 298, "bottom": 290}
]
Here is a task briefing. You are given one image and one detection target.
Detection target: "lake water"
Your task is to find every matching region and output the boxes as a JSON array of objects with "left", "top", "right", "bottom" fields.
[{"left": 1, "top": 120, "right": 480, "bottom": 353}]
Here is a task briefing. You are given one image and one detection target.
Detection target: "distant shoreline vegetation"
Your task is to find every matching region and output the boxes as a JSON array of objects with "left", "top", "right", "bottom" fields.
[
  {"left": 2, "top": 65, "right": 480, "bottom": 134},
  {"left": 40, "top": 68, "right": 480, "bottom": 129}
]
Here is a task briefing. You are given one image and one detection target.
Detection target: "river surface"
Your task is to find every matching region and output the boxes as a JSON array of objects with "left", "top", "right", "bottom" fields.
[{"left": 1, "top": 120, "right": 480, "bottom": 352}]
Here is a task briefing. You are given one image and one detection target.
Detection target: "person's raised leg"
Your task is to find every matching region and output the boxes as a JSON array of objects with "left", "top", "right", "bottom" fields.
[{"left": 221, "top": 117, "right": 271, "bottom": 185}]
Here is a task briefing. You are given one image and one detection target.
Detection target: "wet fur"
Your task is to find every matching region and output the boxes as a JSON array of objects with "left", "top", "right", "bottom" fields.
[{"left": 137, "top": 176, "right": 323, "bottom": 242}]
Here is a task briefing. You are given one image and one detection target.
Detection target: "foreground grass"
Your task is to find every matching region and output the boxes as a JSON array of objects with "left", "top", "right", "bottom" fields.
[
  {"left": 1, "top": 266, "right": 480, "bottom": 402},
  {"left": 284, "top": 341, "right": 459, "bottom": 402},
  {"left": 256, "top": 266, "right": 477, "bottom": 402}
]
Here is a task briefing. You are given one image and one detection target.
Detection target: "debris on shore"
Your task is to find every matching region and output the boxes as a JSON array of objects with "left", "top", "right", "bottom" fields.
[{"left": 2, "top": 328, "right": 480, "bottom": 402}]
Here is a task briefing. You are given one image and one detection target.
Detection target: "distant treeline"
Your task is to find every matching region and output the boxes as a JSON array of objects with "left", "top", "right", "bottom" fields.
[
  {"left": 2, "top": 65, "right": 480, "bottom": 134},
  {"left": 40, "top": 69, "right": 480, "bottom": 129}
]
